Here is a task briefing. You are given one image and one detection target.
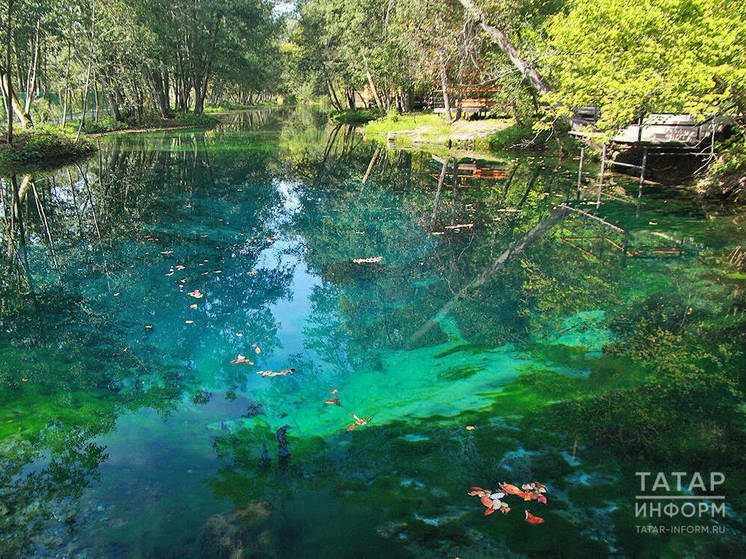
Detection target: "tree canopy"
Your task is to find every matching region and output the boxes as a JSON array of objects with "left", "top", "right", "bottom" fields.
[{"left": 0, "top": 0, "right": 744, "bottom": 137}]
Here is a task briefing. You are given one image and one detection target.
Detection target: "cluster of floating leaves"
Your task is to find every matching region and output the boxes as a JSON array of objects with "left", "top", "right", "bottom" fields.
[
  {"left": 468, "top": 482, "right": 547, "bottom": 523},
  {"left": 321, "top": 389, "right": 371, "bottom": 431}
]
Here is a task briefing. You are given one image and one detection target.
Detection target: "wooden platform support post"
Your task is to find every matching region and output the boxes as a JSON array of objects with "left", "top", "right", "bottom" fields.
[
  {"left": 637, "top": 147, "right": 648, "bottom": 201},
  {"left": 596, "top": 143, "right": 607, "bottom": 208},
  {"left": 576, "top": 143, "right": 585, "bottom": 200}
]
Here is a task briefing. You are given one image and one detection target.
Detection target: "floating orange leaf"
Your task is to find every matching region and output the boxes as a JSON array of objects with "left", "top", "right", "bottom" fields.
[
  {"left": 346, "top": 414, "right": 371, "bottom": 431},
  {"left": 524, "top": 511, "right": 544, "bottom": 524},
  {"left": 189, "top": 304, "right": 198, "bottom": 309},
  {"left": 188, "top": 290, "right": 204, "bottom": 299},
  {"left": 230, "top": 354, "right": 254, "bottom": 364},
  {"left": 254, "top": 347, "right": 261, "bottom": 354},
  {"left": 256, "top": 368, "right": 294, "bottom": 377},
  {"left": 325, "top": 398, "right": 341, "bottom": 406},
  {"left": 499, "top": 483, "right": 522, "bottom": 496}
]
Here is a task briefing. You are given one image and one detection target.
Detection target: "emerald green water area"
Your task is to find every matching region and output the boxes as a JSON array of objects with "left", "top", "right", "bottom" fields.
[{"left": 1, "top": 108, "right": 744, "bottom": 558}]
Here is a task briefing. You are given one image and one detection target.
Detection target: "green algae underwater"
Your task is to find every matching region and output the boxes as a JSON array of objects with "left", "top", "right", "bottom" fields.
[{"left": 0, "top": 108, "right": 744, "bottom": 558}]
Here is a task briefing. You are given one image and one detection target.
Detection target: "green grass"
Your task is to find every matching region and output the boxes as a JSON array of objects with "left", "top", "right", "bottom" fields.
[
  {"left": 72, "top": 112, "right": 218, "bottom": 135},
  {"left": 0, "top": 127, "right": 95, "bottom": 169},
  {"left": 488, "top": 122, "right": 539, "bottom": 149},
  {"left": 330, "top": 109, "right": 379, "bottom": 124},
  {"left": 204, "top": 102, "right": 277, "bottom": 113},
  {"left": 364, "top": 112, "right": 447, "bottom": 137},
  {"left": 488, "top": 120, "right": 579, "bottom": 153}
]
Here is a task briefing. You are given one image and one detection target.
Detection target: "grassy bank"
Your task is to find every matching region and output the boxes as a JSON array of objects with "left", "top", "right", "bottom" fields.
[
  {"left": 363, "top": 111, "right": 581, "bottom": 156},
  {"left": 0, "top": 127, "right": 95, "bottom": 170},
  {"left": 80, "top": 112, "right": 218, "bottom": 135},
  {"left": 331, "top": 109, "right": 379, "bottom": 125},
  {"left": 0, "top": 111, "right": 222, "bottom": 170},
  {"left": 364, "top": 111, "right": 512, "bottom": 151}
]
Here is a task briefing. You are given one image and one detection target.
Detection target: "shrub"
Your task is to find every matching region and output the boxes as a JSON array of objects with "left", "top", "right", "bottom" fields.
[{"left": 0, "top": 130, "right": 95, "bottom": 169}]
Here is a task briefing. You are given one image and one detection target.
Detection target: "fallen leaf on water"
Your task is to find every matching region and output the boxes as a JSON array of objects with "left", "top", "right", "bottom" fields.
[
  {"left": 185, "top": 320, "right": 194, "bottom": 324},
  {"left": 189, "top": 304, "right": 197, "bottom": 309},
  {"left": 257, "top": 368, "right": 294, "bottom": 377},
  {"left": 145, "top": 325, "right": 153, "bottom": 329},
  {"left": 352, "top": 256, "right": 382, "bottom": 264},
  {"left": 524, "top": 511, "right": 545, "bottom": 524},
  {"left": 465, "top": 425, "right": 475, "bottom": 430},
  {"left": 499, "top": 483, "right": 522, "bottom": 496},
  {"left": 346, "top": 414, "right": 372, "bottom": 431},
  {"left": 325, "top": 398, "right": 341, "bottom": 406},
  {"left": 188, "top": 290, "right": 204, "bottom": 299},
  {"left": 254, "top": 347, "right": 261, "bottom": 354},
  {"left": 236, "top": 333, "right": 243, "bottom": 337},
  {"left": 330, "top": 389, "right": 339, "bottom": 394},
  {"left": 230, "top": 354, "right": 254, "bottom": 364}
]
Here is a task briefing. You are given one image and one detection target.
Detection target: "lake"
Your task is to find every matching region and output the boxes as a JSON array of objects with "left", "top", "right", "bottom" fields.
[{"left": 1, "top": 108, "right": 743, "bottom": 558}]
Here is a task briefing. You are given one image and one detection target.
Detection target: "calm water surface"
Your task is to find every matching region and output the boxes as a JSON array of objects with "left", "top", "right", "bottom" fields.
[{"left": 1, "top": 109, "right": 744, "bottom": 558}]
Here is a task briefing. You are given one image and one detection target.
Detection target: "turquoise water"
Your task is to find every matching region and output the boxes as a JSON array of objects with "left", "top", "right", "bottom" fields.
[{"left": 1, "top": 109, "right": 744, "bottom": 558}]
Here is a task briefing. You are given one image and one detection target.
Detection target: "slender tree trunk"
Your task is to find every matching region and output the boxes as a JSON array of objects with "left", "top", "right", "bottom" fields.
[
  {"left": 75, "top": 59, "right": 92, "bottom": 141},
  {"left": 362, "top": 54, "right": 383, "bottom": 111},
  {"left": 439, "top": 54, "right": 452, "bottom": 122},
  {"left": 5, "top": 0, "right": 13, "bottom": 144},
  {"left": 456, "top": 0, "right": 553, "bottom": 96},
  {"left": 23, "top": 17, "right": 39, "bottom": 114},
  {"left": 61, "top": 43, "right": 71, "bottom": 127},
  {"left": 93, "top": 76, "right": 99, "bottom": 122},
  {"left": 435, "top": 14, "right": 452, "bottom": 121},
  {"left": 0, "top": 70, "right": 32, "bottom": 130}
]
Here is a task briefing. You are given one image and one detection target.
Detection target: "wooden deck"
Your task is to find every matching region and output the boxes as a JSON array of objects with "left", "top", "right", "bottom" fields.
[{"left": 571, "top": 111, "right": 727, "bottom": 147}]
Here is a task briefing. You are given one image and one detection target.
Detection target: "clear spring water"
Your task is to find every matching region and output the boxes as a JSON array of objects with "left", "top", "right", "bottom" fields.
[{"left": 0, "top": 108, "right": 743, "bottom": 558}]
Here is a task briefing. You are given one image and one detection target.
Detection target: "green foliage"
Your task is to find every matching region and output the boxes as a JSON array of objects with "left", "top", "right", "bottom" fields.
[
  {"left": 364, "top": 113, "right": 450, "bottom": 137},
  {"left": 543, "top": 0, "right": 746, "bottom": 135},
  {"left": 697, "top": 131, "right": 746, "bottom": 203},
  {"left": 81, "top": 117, "right": 129, "bottom": 134},
  {"left": 330, "top": 109, "right": 379, "bottom": 124},
  {"left": 175, "top": 113, "right": 219, "bottom": 127},
  {"left": 0, "top": 131, "right": 95, "bottom": 169}
]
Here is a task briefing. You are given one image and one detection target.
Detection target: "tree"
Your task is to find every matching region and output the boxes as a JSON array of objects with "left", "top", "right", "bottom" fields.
[{"left": 543, "top": 0, "right": 746, "bottom": 133}]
